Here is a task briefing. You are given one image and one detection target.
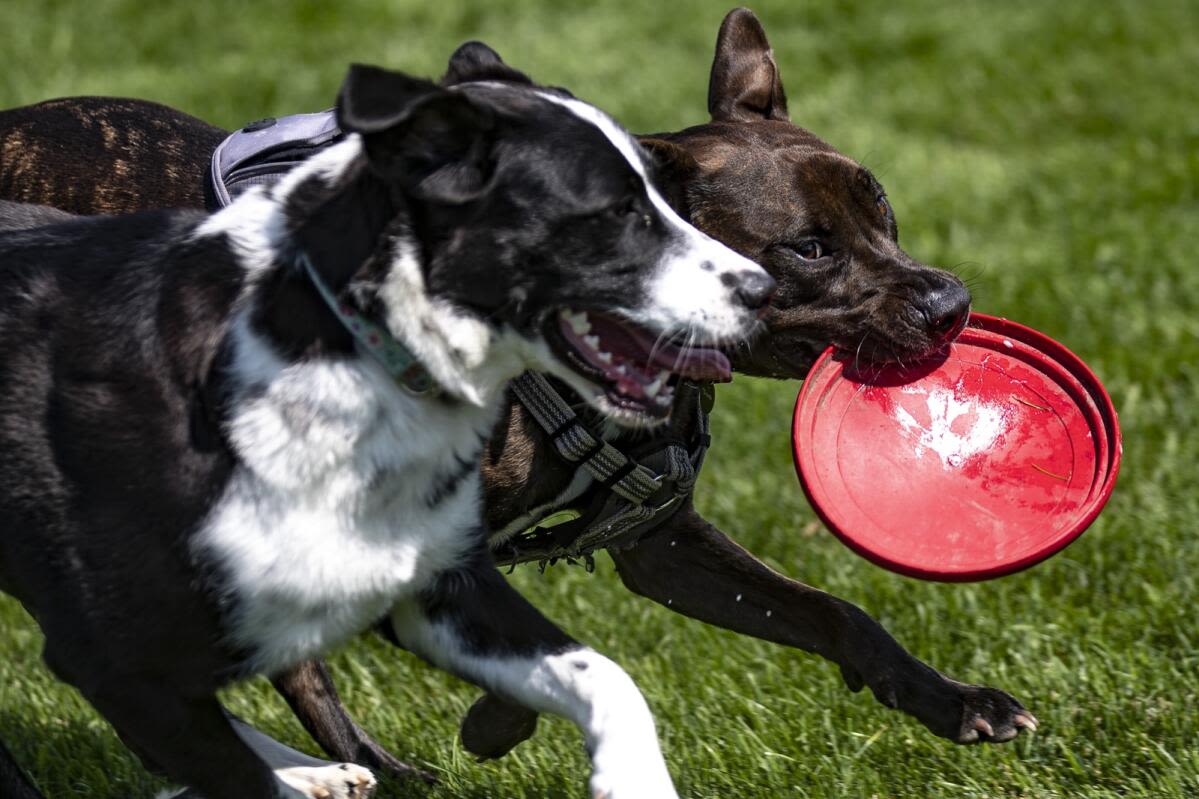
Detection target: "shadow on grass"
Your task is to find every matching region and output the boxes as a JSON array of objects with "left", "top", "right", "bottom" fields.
[
  {"left": 2, "top": 706, "right": 581, "bottom": 799},
  {"left": 0, "top": 709, "right": 167, "bottom": 797}
]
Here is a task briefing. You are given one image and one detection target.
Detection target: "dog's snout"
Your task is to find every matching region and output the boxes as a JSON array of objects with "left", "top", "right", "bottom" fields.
[
  {"left": 919, "top": 284, "right": 972, "bottom": 340},
  {"left": 725, "top": 270, "right": 776, "bottom": 311}
]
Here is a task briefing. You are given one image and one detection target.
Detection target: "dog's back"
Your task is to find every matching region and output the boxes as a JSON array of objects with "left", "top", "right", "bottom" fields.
[{"left": 0, "top": 97, "right": 225, "bottom": 215}]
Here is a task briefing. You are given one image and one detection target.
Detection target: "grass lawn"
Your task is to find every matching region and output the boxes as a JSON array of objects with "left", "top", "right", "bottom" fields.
[{"left": 1, "top": 0, "right": 1198, "bottom": 796}]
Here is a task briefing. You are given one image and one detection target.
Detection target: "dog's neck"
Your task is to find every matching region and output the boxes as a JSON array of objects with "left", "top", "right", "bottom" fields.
[{"left": 202, "top": 136, "right": 531, "bottom": 408}]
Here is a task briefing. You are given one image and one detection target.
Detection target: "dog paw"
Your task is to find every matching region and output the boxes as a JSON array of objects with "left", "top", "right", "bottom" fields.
[
  {"left": 277, "top": 763, "right": 376, "bottom": 799},
  {"left": 460, "top": 693, "right": 539, "bottom": 760},
  {"left": 840, "top": 657, "right": 1036, "bottom": 745},
  {"left": 951, "top": 683, "right": 1038, "bottom": 744}
]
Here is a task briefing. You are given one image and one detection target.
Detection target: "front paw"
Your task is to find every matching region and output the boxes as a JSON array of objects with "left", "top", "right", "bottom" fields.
[
  {"left": 460, "top": 693, "right": 539, "bottom": 760},
  {"left": 944, "top": 681, "right": 1038, "bottom": 744},
  {"left": 841, "top": 659, "right": 1037, "bottom": 745},
  {"left": 276, "top": 763, "right": 376, "bottom": 799}
]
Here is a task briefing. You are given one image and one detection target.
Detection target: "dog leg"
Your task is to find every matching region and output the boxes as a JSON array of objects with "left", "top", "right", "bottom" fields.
[
  {"left": 608, "top": 504, "right": 1038, "bottom": 744},
  {"left": 389, "top": 555, "right": 679, "bottom": 799},
  {"left": 271, "top": 660, "right": 437, "bottom": 783},
  {"left": 77, "top": 678, "right": 303, "bottom": 798}
]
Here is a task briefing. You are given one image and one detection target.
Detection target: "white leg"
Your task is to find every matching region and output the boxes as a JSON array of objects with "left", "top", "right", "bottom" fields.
[{"left": 390, "top": 563, "right": 678, "bottom": 799}]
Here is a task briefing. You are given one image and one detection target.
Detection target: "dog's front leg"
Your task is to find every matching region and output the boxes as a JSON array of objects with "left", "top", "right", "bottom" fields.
[
  {"left": 270, "top": 659, "right": 436, "bottom": 784},
  {"left": 608, "top": 503, "right": 1038, "bottom": 745},
  {"left": 390, "top": 553, "right": 679, "bottom": 799}
]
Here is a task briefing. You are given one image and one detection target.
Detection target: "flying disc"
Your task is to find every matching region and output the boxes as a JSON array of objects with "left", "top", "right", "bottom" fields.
[{"left": 791, "top": 313, "right": 1121, "bottom": 582}]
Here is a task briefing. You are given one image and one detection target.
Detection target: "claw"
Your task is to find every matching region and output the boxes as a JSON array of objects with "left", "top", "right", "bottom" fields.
[
  {"left": 972, "top": 717, "right": 995, "bottom": 737},
  {"left": 1013, "top": 712, "right": 1039, "bottom": 732},
  {"left": 995, "top": 727, "right": 1020, "bottom": 742}
]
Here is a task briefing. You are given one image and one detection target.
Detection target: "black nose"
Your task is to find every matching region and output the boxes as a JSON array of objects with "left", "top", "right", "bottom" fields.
[
  {"left": 919, "top": 283, "right": 971, "bottom": 340},
  {"left": 733, "top": 271, "right": 776, "bottom": 311}
]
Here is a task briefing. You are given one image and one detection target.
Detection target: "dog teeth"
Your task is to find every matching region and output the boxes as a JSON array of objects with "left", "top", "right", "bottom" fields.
[
  {"left": 644, "top": 374, "right": 666, "bottom": 398},
  {"left": 597, "top": 351, "right": 613, "bottom": 364},
  {"left": 583, "top": 334, "right": 601, "bottom": 350},
  {"left": 563, "top": 310, "right": 591, "bottom": 335}
]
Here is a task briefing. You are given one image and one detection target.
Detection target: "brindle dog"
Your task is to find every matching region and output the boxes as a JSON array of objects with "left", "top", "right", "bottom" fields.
[{"left": 0, "top": 7, "right": 1035, "bottom": 787}]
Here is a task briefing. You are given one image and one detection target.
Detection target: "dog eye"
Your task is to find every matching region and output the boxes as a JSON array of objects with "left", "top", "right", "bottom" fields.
[
  {"left": 876, "top": 195, "right": 891, "bottom": 217},
  {"left": 793, "top": 240, "right": 824, "bottom": 260}
]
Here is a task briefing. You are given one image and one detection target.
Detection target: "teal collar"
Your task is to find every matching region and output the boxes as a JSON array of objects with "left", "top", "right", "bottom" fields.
[{"left": 299, "top": 253, "right": 437, "bottom": 396}]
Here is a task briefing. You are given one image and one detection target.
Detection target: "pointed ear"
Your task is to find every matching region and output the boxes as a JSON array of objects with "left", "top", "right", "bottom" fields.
[
  {"left": 639, "top": 138, "right": 700, "bottom": 218},
  {"left": 441, "top": 40, "right": 534, "bottom": 86},
  {"left": 337, "top": 64, "right": 497, "bottom": 203},
  {"left": 708, "top": 7, "right": 789, "bottom": 123}
]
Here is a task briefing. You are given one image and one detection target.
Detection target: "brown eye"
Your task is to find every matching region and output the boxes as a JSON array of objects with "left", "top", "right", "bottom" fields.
[
  {"left": 876, "top": 195, "right": 891, "bottom": 217},
  {"left": 794, "top": 240, "right": 824, "bottom": 260}
]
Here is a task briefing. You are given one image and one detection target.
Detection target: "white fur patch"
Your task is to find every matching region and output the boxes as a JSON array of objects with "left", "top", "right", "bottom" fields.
[
  {"left": 535, "top": 90, "right": 768, "bottom": 344},
  {"left": 390, "top": 604, "right": 679, "bottom": 799},
  {"left": 194, "top": 186, "right": 284, "bottom": 277},
  {"left": 194, "top": 313, "right": 501, "bottom": 674},
  {"left": 194, "top": 138, "right": 366, "bottom": 278},
  {"left": 189, "top": 124, "right": 576, "bottom": 675},
  {"left": 372, "top": 235, "right": 513, "bottom": 407}
]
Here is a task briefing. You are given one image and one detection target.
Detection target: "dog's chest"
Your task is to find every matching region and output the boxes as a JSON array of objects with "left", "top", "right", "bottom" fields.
[{"left": 194, "top": 351, "right": 494, "bottom": 675}]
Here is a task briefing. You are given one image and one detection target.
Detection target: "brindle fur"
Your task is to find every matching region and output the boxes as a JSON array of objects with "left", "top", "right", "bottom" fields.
[{"left": 0, "top": 98, "right": 223, "bottom": 214}]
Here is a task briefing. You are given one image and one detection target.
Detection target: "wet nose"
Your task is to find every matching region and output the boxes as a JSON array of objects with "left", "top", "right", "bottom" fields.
[
  {"left": 730, "top": 270, "right": 777, "bottom": 311},
  {"left": 920, "top": 283, "right": 971, "bottom": 340}
]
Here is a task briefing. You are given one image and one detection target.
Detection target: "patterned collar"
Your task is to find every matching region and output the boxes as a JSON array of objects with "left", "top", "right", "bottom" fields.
[{"left": 299, "top": 253, "right": 436, "bottom": 395}]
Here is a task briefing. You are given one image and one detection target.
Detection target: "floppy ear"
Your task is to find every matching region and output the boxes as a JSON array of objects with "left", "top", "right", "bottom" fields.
[
  {"left": 441, "top": 40, "right": 534, "bottom": 86},
  {"left": 638, "top": 138, "right": 700, "bottom": 217},
  {"left": 337, "top": 63, "right": 497, "bottom": 203},
  {"left": 708, "top": 7, "right": 789, "bottom": 123}
]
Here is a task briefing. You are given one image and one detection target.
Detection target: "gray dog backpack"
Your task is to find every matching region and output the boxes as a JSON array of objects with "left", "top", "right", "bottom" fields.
[{"left": 206, "top": 111, "right": 342, "bottom": 209}]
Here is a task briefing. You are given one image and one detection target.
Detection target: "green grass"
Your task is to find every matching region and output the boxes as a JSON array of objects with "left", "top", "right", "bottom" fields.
[{"left": 2, "top": 0, "right": 1198, "bottom": 796}]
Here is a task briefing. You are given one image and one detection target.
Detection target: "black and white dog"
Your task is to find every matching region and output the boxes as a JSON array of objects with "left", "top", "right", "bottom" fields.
[{"left": 0, "top": 62, "right": 773, "bottom": 799}]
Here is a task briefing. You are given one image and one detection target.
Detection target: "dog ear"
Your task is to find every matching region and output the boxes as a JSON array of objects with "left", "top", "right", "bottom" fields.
[
  {"left": 441, "top": 41, "right": 534, "bottom": 87},
  {"left": 707, "top": 7, "right": 789, "bottom": 123},
  {"left": 638, "top": 138, "right": 700, "bottom": 217},
  {"left": 337, "top": 64, "right": 497, "bottom": 203}
]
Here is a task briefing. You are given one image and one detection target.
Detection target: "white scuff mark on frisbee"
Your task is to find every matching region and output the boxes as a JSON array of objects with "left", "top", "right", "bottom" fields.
[{"left": 893, "top": 388, "right": 1006, "bottom": 469}]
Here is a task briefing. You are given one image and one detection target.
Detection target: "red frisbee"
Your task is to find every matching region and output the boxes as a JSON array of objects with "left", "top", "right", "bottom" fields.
[{"left": 791, "top": 313, "right": 1121, "bottom": 582}]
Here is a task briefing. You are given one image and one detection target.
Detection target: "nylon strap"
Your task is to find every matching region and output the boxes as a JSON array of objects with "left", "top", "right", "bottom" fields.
[
  {"left": 498, "top": 371, "right": 709, "bottom": 568},
  {"left": 512, "top": 372, "right": 662, "bottom": 504}
]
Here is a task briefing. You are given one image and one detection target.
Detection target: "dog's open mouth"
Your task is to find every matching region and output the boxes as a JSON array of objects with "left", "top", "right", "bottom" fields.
[{"left": 546, "top": 309, "right": 731, "bottom": 419}]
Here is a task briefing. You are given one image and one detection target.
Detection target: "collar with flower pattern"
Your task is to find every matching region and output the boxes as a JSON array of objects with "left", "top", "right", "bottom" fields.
[{"left": 299, "top": 252, "right": 437, "bottom": 396}]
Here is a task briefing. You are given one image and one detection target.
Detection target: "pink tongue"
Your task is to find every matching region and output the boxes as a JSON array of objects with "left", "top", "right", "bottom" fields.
[{"left": 621, "top": 322, "right": 733, "bottom": 383}]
